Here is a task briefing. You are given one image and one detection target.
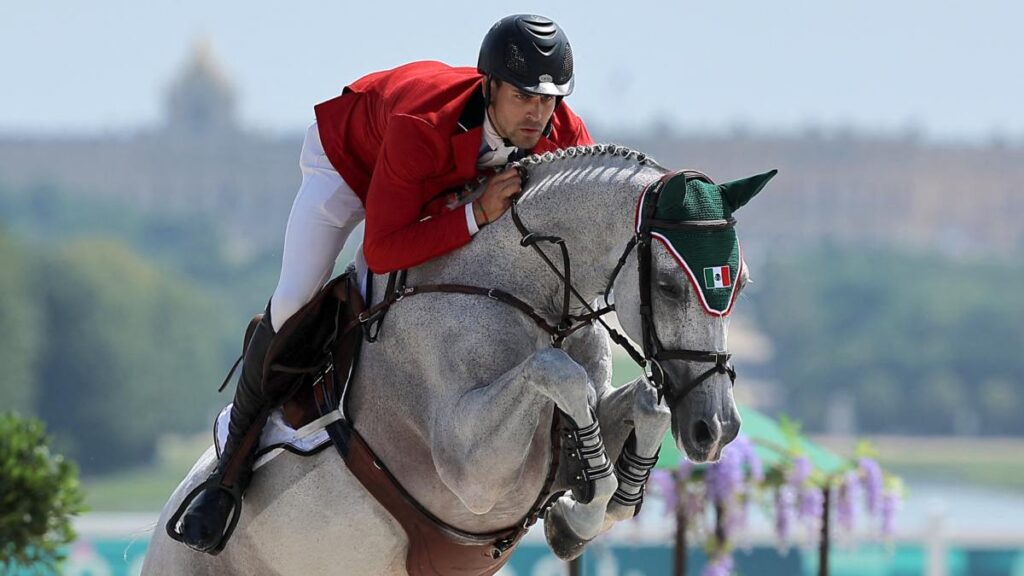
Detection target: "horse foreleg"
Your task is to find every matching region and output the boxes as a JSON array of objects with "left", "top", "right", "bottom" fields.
[
  {"left": 597, "top": 377, "right": 671, "bottom": 527},
  {"left": 525, "top": 326, "right": 624, "bottom": 561},
  {"left": 431, "top": 347, "right": 601, "bottom": 515}
]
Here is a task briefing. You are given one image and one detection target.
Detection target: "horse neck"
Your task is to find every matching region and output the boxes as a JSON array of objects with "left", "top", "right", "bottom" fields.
[{"left": 511, "top": 155, "right": 666, "bottom": 306}]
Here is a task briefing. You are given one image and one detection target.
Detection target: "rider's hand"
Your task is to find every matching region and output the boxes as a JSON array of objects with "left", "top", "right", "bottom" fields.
[{"left": 473, "top": 169, "right": 521, "bottom": 226}]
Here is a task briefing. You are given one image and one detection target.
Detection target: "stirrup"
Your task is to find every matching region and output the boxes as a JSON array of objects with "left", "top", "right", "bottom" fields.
[{"left": 165, "top": 475, "right": 245, "bottom": 555}]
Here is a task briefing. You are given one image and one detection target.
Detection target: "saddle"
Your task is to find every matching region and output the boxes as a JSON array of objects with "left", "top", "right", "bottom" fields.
[{"left": 260, "top": 270, "right": 550, "bottom": 576}]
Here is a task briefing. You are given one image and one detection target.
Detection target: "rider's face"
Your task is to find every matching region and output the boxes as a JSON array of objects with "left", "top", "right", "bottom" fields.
[{"left": 488, "top": 80, "right": 557, "bottom": 149}]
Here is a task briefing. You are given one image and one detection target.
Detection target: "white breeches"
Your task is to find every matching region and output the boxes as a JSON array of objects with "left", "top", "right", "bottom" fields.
[{"left": 269, "top": 123, "right": 367, "bottom": 332}]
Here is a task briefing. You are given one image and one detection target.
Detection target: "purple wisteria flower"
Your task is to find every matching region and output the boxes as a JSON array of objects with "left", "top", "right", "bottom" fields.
[
  {"left": 880, "top": 489, "right": 901, "bottom": 536},
  {"left": 704, "top": 443, "right": 749, "bottom": 541},
  {"left": 650, "top": 469, "right": 677, "bottom": 517},
  {"left": 730, "top": 434, "right": 765, "bottom": 484},
  {"left": 788, "top": 456, "right": 812, "bottom": 488},
  {"left": 836, "top": 470, "right": 860, "bottom": 531},
  {"left": 706, "top": 445, "right": 744, "bottom": 505},
  {"left": 774, "top": 485, "right": 796, "bottom": 544},
  {"left": 798, "top": 485, "right": 824, "bottom": 522},
  {"left": 858, "top": 457, "right": 883, "bottom": 514},
  {"left": 784, "top": 455, "right": 821, "bottom": 534}
]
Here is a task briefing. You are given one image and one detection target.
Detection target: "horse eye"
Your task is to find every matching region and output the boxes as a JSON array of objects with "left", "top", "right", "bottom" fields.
[{"left": 657, "top": 281, "right": 683, "bottom": 299}]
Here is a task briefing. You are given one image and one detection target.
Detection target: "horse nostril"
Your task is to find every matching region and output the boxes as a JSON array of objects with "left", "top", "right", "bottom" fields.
[{"left": 693, "top": 420, "right": 713, "bottom": 446}]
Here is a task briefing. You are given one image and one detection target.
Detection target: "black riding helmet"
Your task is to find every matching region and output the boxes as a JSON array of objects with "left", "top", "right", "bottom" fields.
[{"left": 477, "top": 14, "right": 575, "bottom": 98}]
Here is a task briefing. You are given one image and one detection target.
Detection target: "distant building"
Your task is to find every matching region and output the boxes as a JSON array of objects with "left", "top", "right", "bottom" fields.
[
  {"left": 163, "top": 38, "right": 239, "bottom": 138},
  {"left": 1, "top": 44, "right": 1022, "bottom": 258},
  {"left": 0, "top": 41, "right": 300, "bottom": 257}
]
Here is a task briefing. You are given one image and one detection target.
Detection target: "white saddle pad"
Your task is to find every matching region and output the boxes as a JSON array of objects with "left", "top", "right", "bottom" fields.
[{"left": 213, "top": 404, "right": 340, "bottom": 470}]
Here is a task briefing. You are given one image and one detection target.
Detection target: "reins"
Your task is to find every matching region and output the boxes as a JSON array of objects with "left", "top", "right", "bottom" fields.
[{"left": 349, "top": 162, "right": 737, "bottom": 404}]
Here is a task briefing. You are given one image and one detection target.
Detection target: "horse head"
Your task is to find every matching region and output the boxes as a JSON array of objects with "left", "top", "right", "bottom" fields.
[{"left": 612, "top": 168, "right": 776, "bottom": 463}]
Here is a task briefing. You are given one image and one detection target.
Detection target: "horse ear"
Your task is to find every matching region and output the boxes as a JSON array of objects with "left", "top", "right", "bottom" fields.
[{"left": 719, "top": 169, "right": 778, "bottom": 211}]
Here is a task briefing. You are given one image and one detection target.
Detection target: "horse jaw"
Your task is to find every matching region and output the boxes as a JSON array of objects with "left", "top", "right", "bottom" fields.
[{"left": 667, "top": 371, "right": 742, "bottom": 464}]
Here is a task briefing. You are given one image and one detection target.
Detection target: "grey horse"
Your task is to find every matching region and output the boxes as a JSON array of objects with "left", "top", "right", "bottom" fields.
[{"left": 143, "top": 145, "right": 773, "bottom": 575}]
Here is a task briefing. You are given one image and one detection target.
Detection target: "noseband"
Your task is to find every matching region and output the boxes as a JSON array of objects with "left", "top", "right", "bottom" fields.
[{"left": 510, "top": 166, "right": 737, "bottom": 404}]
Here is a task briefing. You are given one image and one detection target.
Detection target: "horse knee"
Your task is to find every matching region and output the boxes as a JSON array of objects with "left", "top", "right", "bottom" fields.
[{"left": 528, "top": 349, "right": 591, "bottom": 410}]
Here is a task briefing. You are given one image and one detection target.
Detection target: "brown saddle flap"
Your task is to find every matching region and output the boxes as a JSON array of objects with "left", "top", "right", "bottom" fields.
[{"left": 274, "top": 271, "right": 365, "bottom": 429}]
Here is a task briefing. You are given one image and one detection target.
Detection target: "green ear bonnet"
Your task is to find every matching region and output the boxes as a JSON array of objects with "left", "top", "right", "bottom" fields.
[{"left": 635, "top": 169, "right": 776, "bottom": 316}]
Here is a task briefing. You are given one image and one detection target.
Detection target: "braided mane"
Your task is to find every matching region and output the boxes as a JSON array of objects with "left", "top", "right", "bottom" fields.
[{"left": 512, "top": 143, "right": 664, "bottom": 170}]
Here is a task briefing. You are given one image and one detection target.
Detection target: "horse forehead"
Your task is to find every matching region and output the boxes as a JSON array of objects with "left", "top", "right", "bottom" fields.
[{"left": 657, "top": 178, "right": 729, "bottom": 221}]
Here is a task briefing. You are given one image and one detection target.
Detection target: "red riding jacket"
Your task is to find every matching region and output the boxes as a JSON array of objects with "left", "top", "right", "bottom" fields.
[{"left": 314, "top": 60, "right": 593, "bottom": 273}]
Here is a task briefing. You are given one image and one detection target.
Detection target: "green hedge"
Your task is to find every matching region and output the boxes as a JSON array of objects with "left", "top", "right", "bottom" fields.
[{"left": 0, "top": 412, "right": 84, "bottom": 573}]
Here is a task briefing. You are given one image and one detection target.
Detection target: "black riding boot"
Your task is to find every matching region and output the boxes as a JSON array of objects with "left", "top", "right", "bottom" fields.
[{"left": 177, "top": 310, "right": 276, "bottom": 554}]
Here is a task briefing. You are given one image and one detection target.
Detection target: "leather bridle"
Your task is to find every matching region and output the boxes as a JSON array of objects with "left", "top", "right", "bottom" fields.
[
  {"left": 505, "top": 166, "right": 737, "bottom": 404},
  {"left": 356, "top": 166, "right": 739, "bottom": 405},
  {"left": 623, "top": 170, "right": 737, "bottom": 403}
]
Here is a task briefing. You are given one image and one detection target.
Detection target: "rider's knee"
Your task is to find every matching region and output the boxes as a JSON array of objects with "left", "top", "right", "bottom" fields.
[{"left": 269, "top": 289, "right": 310, "bottom": 332}]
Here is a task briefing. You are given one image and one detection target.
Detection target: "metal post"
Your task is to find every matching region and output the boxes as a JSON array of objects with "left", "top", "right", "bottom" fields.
[
  {"left": 818, "top": 485, "right": 831, "bottom": 576},
  {"left": 675, "top": 504, "right": 687, "bottom": 576},
  {"left": 714, "top": 503, "right": 726, "bottom": 547},
  {"left": 925, "top": 502, "right": 948, "bottom": 576},
  {"left": 568, "top": 556, "right": 582, "bottom": 576}
]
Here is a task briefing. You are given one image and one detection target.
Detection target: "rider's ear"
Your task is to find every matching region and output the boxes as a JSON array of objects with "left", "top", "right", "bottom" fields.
[{"left": 718, "top": 169, "right": 778, "bottom": 211}]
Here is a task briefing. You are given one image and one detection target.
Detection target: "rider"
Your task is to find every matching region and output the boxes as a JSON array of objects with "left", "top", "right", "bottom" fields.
[{"left": 176, "top": 14, "right": 593, "bottom": 553}]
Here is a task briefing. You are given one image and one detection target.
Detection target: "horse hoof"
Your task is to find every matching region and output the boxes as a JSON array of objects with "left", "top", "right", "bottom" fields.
[{"left": 543, "top": 500, "right": 591, "bottom": 561}]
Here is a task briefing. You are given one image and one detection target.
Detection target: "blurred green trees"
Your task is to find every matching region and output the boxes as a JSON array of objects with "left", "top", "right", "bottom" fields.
[
  {"left": 34, "top": 239, "right": 226, "bottom": 472},
  {"left": 1, "top": 178, "right": 1023, "bottom": 481},
  {"left": 0, "top": 181, "right": 277, "bottom": 474},
  {"left": 0, "top": 231, "right": 229, "bottom": 473},
  {"left": 0, "top": 412, "right": 84, "bottom": 572},
  {"left": 752, "top": 246, "right": 1024, "bottom": 435},
  {"left": 0, "top": 231, "right": 40, "bottom": 413}
]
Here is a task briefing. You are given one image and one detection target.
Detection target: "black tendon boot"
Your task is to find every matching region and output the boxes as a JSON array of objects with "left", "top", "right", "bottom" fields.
[{"left": 172, "top": 311, "right": 276, "bottom": 554}]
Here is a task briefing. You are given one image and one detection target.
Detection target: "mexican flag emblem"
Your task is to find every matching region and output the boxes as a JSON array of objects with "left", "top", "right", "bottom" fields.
[{"left": 703, "top": 265, "right": 731, "bottom": 289}]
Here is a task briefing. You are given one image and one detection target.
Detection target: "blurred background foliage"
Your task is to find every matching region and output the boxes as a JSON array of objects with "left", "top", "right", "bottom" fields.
[
  {"left": 0, "top": 412, "right": 85, "bottom": 572},
  {"left": 2, "top": 174, "right": 1022, "bottom": 483},
  {"left": 752, "top": 246, "right": 1024, "bottom": 436},
  {"left": 0, "top": 179, "right": 276, "bottom": 474}
]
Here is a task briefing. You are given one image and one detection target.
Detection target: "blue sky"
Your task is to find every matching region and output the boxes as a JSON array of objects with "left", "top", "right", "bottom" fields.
[{"left": 1, "top": 1, "right": 1021, "bottom": 142}]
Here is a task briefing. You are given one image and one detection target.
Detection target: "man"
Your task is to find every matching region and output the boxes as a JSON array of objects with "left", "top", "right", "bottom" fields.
[{"left": 174, "top": 14, "right": 593, "bottom": 553}]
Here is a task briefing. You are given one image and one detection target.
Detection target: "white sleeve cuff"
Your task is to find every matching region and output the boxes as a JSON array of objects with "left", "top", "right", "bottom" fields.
[{"left": 465, "top": 203, "right": 479, "bottom": 236}]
